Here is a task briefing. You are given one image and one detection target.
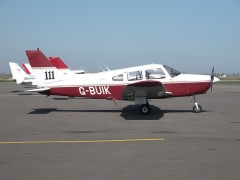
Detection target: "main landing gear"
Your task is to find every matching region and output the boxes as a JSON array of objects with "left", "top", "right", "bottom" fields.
[
  {"left": 192, "top": 95, "right": 202, "bottom": 113},
  {"left": 139, "top": 102, "right": 151, "bottom": 115},
  {"left": 135, "top": 97, "right": 151, "bottom": 115}
]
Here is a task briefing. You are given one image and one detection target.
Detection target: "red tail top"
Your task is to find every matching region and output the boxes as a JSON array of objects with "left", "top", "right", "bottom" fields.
[
  {"left": 26, "top": 48, "right": 54, "bottom": 68},
  {"left": 49, "top": 57, "right": 69, "bottom": 69},
  {"left": 22, "top": 64, "right": 31, "bottom": 74}
]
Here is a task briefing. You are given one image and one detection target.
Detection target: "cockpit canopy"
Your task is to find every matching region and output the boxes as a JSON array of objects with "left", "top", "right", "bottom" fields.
[{"left": 112, "top": 64, "right": 182, "bottom": 82}]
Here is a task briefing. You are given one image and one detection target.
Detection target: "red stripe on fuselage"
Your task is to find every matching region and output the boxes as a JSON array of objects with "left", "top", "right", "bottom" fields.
[
  {"left": 39, "top": 81, "right": 211, "bottom": 99},
  {"left": 163, "top": 81, "right": 211, "bottom": 97},
  {"left": 44, "top": 85, "right": 127, "bottom": 99}
]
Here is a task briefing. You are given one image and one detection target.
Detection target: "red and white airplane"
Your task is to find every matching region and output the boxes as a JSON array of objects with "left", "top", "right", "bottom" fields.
[{"left": 26, "top": 48, "right": 220, "bottom": 115}]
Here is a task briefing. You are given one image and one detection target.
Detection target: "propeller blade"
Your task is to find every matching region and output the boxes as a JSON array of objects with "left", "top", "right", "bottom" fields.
[
  {"left": 211, "top": 67, "right": 214, "bottom": 79},
  {"left": 210, "top": 67, "right": 214, "bottom": 92}
]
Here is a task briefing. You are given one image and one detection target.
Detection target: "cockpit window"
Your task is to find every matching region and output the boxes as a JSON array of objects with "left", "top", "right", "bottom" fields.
[
  {"left": 164, "top": 65, "right": 181, "bottom": 77},
  {"left": 128, "top": 70, "right": 142, "bottom": 81},
  {"left": 145, "top": 68, "right": 166, "bottom": 79}
]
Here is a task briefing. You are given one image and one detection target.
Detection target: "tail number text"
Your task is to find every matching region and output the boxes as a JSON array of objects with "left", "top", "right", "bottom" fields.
[
  {"left": 79, "top": 86, "right": 111, "bottom": 96},
  {"left": 45, "top": 71, "right": 55, "bottom": 80}
]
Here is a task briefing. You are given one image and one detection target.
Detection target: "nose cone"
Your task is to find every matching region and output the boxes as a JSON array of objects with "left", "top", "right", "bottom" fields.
[{"left": 213, "top": 77, "right": 220, "bottom": 83}]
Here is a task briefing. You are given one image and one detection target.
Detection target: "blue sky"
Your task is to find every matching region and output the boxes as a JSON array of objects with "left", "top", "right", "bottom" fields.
[{"left": 1, "top": 0, "right": 240, "bottom": 74}]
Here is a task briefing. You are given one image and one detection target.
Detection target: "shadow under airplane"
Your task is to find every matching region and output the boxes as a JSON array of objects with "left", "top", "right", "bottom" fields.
[{"left": 28, "top": 104, "right": 201, "bottom": 120}]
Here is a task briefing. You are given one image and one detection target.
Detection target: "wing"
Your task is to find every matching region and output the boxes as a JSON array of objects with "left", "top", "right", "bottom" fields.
[{"left": 121, "top": 80, "right": 172, "bottom": 101}]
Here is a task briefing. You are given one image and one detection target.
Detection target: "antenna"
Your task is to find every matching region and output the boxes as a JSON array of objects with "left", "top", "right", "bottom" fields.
[
  {"left": 97, "top": 64, "right": 105, "bottom": 72},
  {"left": 102, "top": 63, "right": 110, "bottom": 71}
]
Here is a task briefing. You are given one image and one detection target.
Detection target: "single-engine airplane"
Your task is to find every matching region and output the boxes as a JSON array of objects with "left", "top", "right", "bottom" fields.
[{"left": 26, "top": 48, "right": 220, "bottom": 115}]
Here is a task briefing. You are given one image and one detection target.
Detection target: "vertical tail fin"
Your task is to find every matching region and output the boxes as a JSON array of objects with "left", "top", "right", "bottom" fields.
[
  {"left": 49, "top": 57, "right": 69, "bottom": 69},
  {"left": 50, "top": 56, "right": 86, "bottom": 74},
  {"left": 9, "top": 62, "right": 27, "bottom": 84},
  {"left": 25, "top": 49, "right": 62, "bottom": 86},
  {"left": 22, "top": 63, "right": 33, "bottom": 75},
  {"left": 49, "top": 57, "right": 74, "bottom": 75},
  {"left": 26, "top": 48, "right": 54, "bottom": 68}
]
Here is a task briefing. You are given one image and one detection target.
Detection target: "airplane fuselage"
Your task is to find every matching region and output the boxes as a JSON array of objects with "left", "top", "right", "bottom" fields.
[{"left": 38, "top": 64, "right": 212, "bottom": 100}]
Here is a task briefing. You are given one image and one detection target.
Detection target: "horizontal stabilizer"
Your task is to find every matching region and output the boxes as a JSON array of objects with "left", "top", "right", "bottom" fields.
[{"left": 27, "top": 87, "right": 50, "bottom": 92}]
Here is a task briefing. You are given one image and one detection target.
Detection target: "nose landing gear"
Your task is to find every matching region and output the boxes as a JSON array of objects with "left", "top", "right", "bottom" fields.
[{"left": 192, "top": 95, "right": 202, "bottom": 113}]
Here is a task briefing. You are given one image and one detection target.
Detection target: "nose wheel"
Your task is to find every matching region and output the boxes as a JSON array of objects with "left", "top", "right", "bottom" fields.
[
  {"left": 192, "top": 95, "right": 202, "bottom": 113},
  {"left": 193, "top": 103, "right": 202, "bottom": 113}
]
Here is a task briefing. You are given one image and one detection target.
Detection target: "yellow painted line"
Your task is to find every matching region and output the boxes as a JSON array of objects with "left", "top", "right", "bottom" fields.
[{"left": 0, "top": 138, "right": 164, "bottom": 145}]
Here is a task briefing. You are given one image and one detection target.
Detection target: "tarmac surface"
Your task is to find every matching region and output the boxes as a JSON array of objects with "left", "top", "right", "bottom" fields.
[{"left": 0, "top": 82, "right": 240, "bottom": 180}]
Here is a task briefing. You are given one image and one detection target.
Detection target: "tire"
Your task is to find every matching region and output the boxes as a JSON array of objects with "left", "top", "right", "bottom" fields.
[
  {"left": 139, "top": 104, "right": 151, "bottom": 115},
  {"left": 193, "top": 104, "right": 202, "bottom": 113}
]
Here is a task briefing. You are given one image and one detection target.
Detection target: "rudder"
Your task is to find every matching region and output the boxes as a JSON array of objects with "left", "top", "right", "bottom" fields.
[{"left": 25, "top": 48, "right": 62, "bottom": 86}]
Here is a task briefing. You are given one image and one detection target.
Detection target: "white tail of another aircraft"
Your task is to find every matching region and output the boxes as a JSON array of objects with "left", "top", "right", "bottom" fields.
[
  {"left": 9, "top": 62, "right": 28, "bottom": 84},
  {"left": 9, "top": 62, "right": 36, "bottom": 85},
  {"left": 22, "top": 63, "right": 34, "bottom": 75}
]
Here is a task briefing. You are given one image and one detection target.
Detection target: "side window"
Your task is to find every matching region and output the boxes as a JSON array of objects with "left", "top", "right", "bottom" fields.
[
  {"left": 128, "top": 71, "right": 142, "bottom": 81},
  {"left": 112, "top": 74, "right": 124, "bottom": 81},
  {"left": 145, "top": 68, "right": 166, "bottom": 79}
]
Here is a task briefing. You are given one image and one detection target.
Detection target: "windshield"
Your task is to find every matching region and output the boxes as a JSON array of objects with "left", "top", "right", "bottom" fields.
[{"left": 164, "top": 65, "right": 181, "bottom": 77}]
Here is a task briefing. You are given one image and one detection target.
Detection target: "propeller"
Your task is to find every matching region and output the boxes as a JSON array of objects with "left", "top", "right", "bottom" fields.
[{"left": 210, "top": 67, "right": 214, "bottom": 92}]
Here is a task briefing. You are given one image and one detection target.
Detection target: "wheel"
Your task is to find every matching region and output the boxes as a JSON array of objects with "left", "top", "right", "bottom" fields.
[
  {"left": 139, "top": 104, "right": 151, "bottom": 115},
  {"left": 193, "top": 104, "right": 202, "bottom": 113}
]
